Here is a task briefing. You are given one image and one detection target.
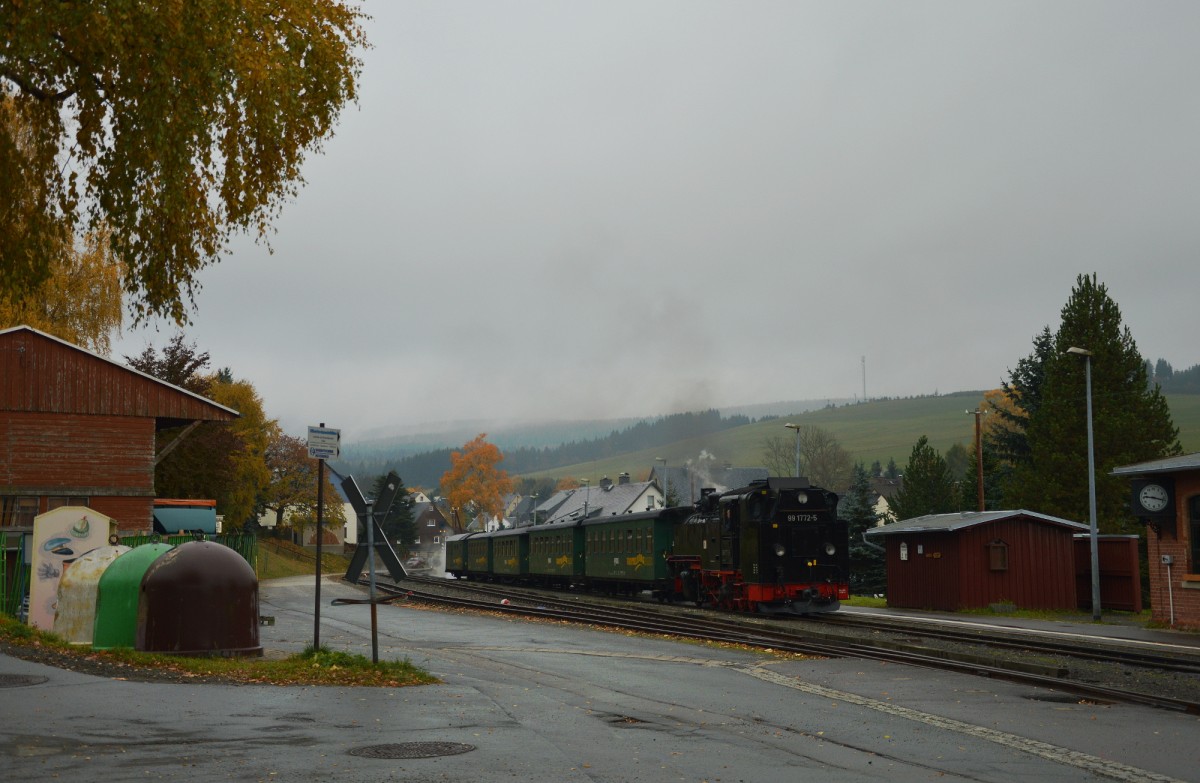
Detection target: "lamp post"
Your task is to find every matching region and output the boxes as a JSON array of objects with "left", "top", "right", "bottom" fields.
[
  {"left": 581, "top": 479, "right": 590, "bottom": 519},
  {"left": 655, "top": 457, "right": 668, "bottom": 507},
  {"left": 783, "top": 423, "right": 802, "bottom": 478},
  {"left": 1067, "top": 346, "right": 1101, "bottom": 621},
  {"left": 966, "top": 409, "right": 987, "bottom": 512},
  {"left": 529, "top": 493, "right": 538, "bottom": 526}
]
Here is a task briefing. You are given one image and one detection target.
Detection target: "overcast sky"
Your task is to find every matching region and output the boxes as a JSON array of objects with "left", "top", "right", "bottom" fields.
[{"left": 113, "top": 2, "right": 1200, "bottom": 441}]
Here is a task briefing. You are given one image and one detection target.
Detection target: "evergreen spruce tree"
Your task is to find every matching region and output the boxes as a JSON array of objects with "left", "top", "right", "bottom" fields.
[
  {"left": 840, "top": 462, "right": 886, "bottom": 595},
  {"left": 372, "top": 473, "right": 416, "bottom": 553},
  {"left": 1007, "top": 274, "right": 1180, "bottom": 532},
  {"left": 889, "top": 436, "right": 958, "bottom": 520}
]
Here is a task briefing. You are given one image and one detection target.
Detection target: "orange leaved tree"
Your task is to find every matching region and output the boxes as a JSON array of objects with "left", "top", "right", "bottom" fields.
[{"left": 440, "top": 434, "right": 514, "bottom": 530}]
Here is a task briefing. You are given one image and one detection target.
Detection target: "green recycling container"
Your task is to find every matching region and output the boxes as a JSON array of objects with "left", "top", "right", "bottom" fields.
[{"left": 91, "top": 543, "right": 173, "bottom": 650}]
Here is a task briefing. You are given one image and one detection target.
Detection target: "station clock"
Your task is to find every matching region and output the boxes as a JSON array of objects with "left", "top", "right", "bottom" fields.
[{"left": 1131, "top": 477, "right": 1175, "bottom": 519}]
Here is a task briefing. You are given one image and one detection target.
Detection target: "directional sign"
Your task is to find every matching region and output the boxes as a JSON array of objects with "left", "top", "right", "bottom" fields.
[{"left": 307, "top": 426, "right": 340, "bottom": 460}]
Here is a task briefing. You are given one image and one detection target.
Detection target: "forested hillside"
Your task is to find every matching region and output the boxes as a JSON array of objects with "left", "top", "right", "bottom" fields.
[
  {"left": 332, "top": 392, "right": 1200, "bottom": 491},
  {"left": 334, "top": 409, "right": 754, "bottom": 488}
]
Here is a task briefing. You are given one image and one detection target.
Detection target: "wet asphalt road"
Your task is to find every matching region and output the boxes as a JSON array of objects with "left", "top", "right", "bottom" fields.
[{"left": 1, "top": 575, "right": 1196, "bottom": 782}]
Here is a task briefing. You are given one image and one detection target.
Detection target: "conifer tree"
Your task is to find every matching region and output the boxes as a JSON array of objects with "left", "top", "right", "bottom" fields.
[
  {"left": 372, "top": 473, "right": 415, "bottom": 552},
  {"left": 840, "top": 462, "right": 886, "bottom": 595},
  {"left": 1005, "top": 274, "right": 1180, "bottom": 531},
  {"left": 889, "top": 436, "right": 958, "bottom": 520}
]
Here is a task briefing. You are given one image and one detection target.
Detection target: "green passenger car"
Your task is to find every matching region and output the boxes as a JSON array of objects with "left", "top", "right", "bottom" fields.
[
  {"left": 445, "top": 532, "right": 472, "bottom": 577},
  {"left": 491, "top": 528, "right": 529, "bottom": 578},
  {"left": 465, "top": 533, "right": 493, "bottom": 579},
  {"left": 528, "top": 519, "right": 585, "bottom": 585},
  {"left": 582, "top": 509, "right": 687, "bottom": 589}
]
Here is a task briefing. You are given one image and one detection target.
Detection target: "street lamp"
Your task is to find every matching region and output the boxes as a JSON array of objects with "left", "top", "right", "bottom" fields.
[
  {"left": 655, "top": 457, "right": 668, "bottom": 507},
  {"left": 1067, "top": 346, "right": 1101, "bottom": 621},
  {"left": 529, "top": 493, "right": 538, "bottom": 526},
  {"left": 783, "top": 423, "right": 802, "bottom": 478},
  {"left": 581, "top": 479, "right": 590, "bottom": 519}
]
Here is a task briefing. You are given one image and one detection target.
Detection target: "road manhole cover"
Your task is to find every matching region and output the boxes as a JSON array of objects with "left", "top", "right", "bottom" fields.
[
  {"left": 0, "top": 674, "right": 48, "bottom": 687},
  {"left": 348, "top": 742, "right": 477, "bottom": 759}
]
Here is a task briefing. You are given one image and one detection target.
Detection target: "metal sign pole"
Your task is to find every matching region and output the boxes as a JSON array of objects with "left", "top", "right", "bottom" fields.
[
  {"left": 365, "top": 501, "right": 378, "bottom": 663},
  {"left": 315, "top": 454, "right": 324, "bottom": 649},
  {"left": 306, "top": 423, "right": 339, "bottom": 651}
]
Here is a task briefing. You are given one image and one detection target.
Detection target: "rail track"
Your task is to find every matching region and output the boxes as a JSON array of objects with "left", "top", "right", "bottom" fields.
[{"left": 347, "top": 574, "right": 1200, "bottom": 714}]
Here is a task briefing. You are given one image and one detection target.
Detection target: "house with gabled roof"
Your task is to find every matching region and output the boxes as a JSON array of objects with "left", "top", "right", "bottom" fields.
[{"left": 537, "top": 474, "right": 662, "bottom": 524}]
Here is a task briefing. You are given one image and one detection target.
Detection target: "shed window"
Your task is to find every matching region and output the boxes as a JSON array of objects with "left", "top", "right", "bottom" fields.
[
  {"left": 47, "top": 496, "right": 89, "bottom": 511},
  {"left": 988, "top": 540, "right": 1009, "bottom": 571},
  {"left": 1, "top": 497, "right": 38, "bottom": 527}
]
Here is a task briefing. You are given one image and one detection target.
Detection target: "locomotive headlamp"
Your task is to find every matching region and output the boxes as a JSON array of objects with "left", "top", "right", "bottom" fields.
[
  {"left": 794, "top": 491, "right": 808, "bottom": 504},
  {"left": 774, "top": 543, "right": 786, "bottom": 557},
  {"left": 824, "top": 543, "right": 836, "bottom": 556}
]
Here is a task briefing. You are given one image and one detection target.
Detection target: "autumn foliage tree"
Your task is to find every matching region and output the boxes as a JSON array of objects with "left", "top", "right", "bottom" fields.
[
  {"left": 0, "top": 98, "right": 122, "bottom": 352},
  {"left": 440, "top": 434, "right": 514, "bottom": 529},
  {"left": 126, "top": 335, "right": 274, "bottom": 528},
  {"left": 257, "top": 431, "right": 345, "bottom": 541},
  {"left": 1, "top": 2, "right": 368, "bottom": 322},
  {"left": 0, "top": 227, "right": 123, "bottom": 353}
]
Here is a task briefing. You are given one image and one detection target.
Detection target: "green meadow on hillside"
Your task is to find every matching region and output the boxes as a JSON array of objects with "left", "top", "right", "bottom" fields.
[{"left": 533, "top": 392, "right": 1200, "bottom": 482}]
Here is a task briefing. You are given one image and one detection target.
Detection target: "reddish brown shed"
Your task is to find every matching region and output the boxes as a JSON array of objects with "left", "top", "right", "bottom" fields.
[
  {"left": 864, "top": 510, "right": 1088, "bottom": 611},
  {"left": 0, "top": 325, "right": 238, "bottom": 533}
]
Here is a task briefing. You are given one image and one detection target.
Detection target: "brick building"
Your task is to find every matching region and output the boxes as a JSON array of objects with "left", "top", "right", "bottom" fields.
[
  {"left": 1113, "top": 454, "right": 1200, "bottom": 630},
  {"left": 1, "top": 326, "right": 238, "bottom": 532}
]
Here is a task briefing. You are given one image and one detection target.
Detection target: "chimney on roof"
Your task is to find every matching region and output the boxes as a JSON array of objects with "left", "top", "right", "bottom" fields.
[
  {"left": 600, "top": 476, "right": 613, "bottom": 491},
  {"left": 618, "top": 472, "right": 630, "bottom": 485}
]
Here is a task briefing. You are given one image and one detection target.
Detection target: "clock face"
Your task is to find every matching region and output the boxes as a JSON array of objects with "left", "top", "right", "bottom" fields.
[{"left": 1139, "top": 483, "right": 1170, "bottom": 513}]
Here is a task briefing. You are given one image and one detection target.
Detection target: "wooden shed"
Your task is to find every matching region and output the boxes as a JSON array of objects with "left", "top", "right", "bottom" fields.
[
  {"left": 864, "top": 510, "right": 1087, "bottom": 611},
  {"left": 0, "top": 325, "right": 238, "bottom": 533}
]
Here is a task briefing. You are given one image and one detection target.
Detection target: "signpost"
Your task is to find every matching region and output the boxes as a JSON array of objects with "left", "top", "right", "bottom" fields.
[
  {"left": 307, "top": 424, "right": 340, "bottom": 649},
  {"left": 340, "top": 471, "right": 404, "bottom": 663}
]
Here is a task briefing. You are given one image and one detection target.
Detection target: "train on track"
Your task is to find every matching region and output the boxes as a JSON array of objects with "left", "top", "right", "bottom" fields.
[{"left": 446, "top": 477, "right": 849, "bottom": 615}]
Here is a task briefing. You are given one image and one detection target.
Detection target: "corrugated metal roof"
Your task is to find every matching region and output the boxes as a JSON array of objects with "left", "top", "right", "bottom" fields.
[
  {"left": 864, "top": 509, "right": 1088, "bottom": 537},
  {"left": 1111, "top": 452, "right": 1200, "bottom": 476}
]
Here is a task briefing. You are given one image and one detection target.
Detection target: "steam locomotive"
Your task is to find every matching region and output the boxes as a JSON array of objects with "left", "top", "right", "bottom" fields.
[{"left": 446, "top": 477, "right": 849, "bottom": 615}]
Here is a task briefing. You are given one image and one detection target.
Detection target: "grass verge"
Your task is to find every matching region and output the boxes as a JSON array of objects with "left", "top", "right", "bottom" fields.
[{"left": 0, "top": 614, "right": 438, "bottom": 687}]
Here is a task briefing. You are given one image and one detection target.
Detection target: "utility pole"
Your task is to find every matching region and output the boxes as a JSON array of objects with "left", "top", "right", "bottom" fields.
[{"left": 966, "top": 410, "right": 987, "bottom": 512}]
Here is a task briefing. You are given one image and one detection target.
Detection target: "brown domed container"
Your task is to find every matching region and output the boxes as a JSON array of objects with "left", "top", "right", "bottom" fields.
[{"left": 136, "top": 540, "right": 262, "bottom": 657}]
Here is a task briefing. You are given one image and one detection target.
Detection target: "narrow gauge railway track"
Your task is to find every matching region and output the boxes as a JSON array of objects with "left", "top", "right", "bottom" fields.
[
  {"left": 353, "top": 576, "right": 1200, "bottom": 714},
  {"left": 812, "top": 612, "right": 1200, "bottom": 675}
]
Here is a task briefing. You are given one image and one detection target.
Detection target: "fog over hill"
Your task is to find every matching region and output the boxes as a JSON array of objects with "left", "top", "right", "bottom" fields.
[{"left": 345, "top": 397, "right": 854, "bottom": 453}]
